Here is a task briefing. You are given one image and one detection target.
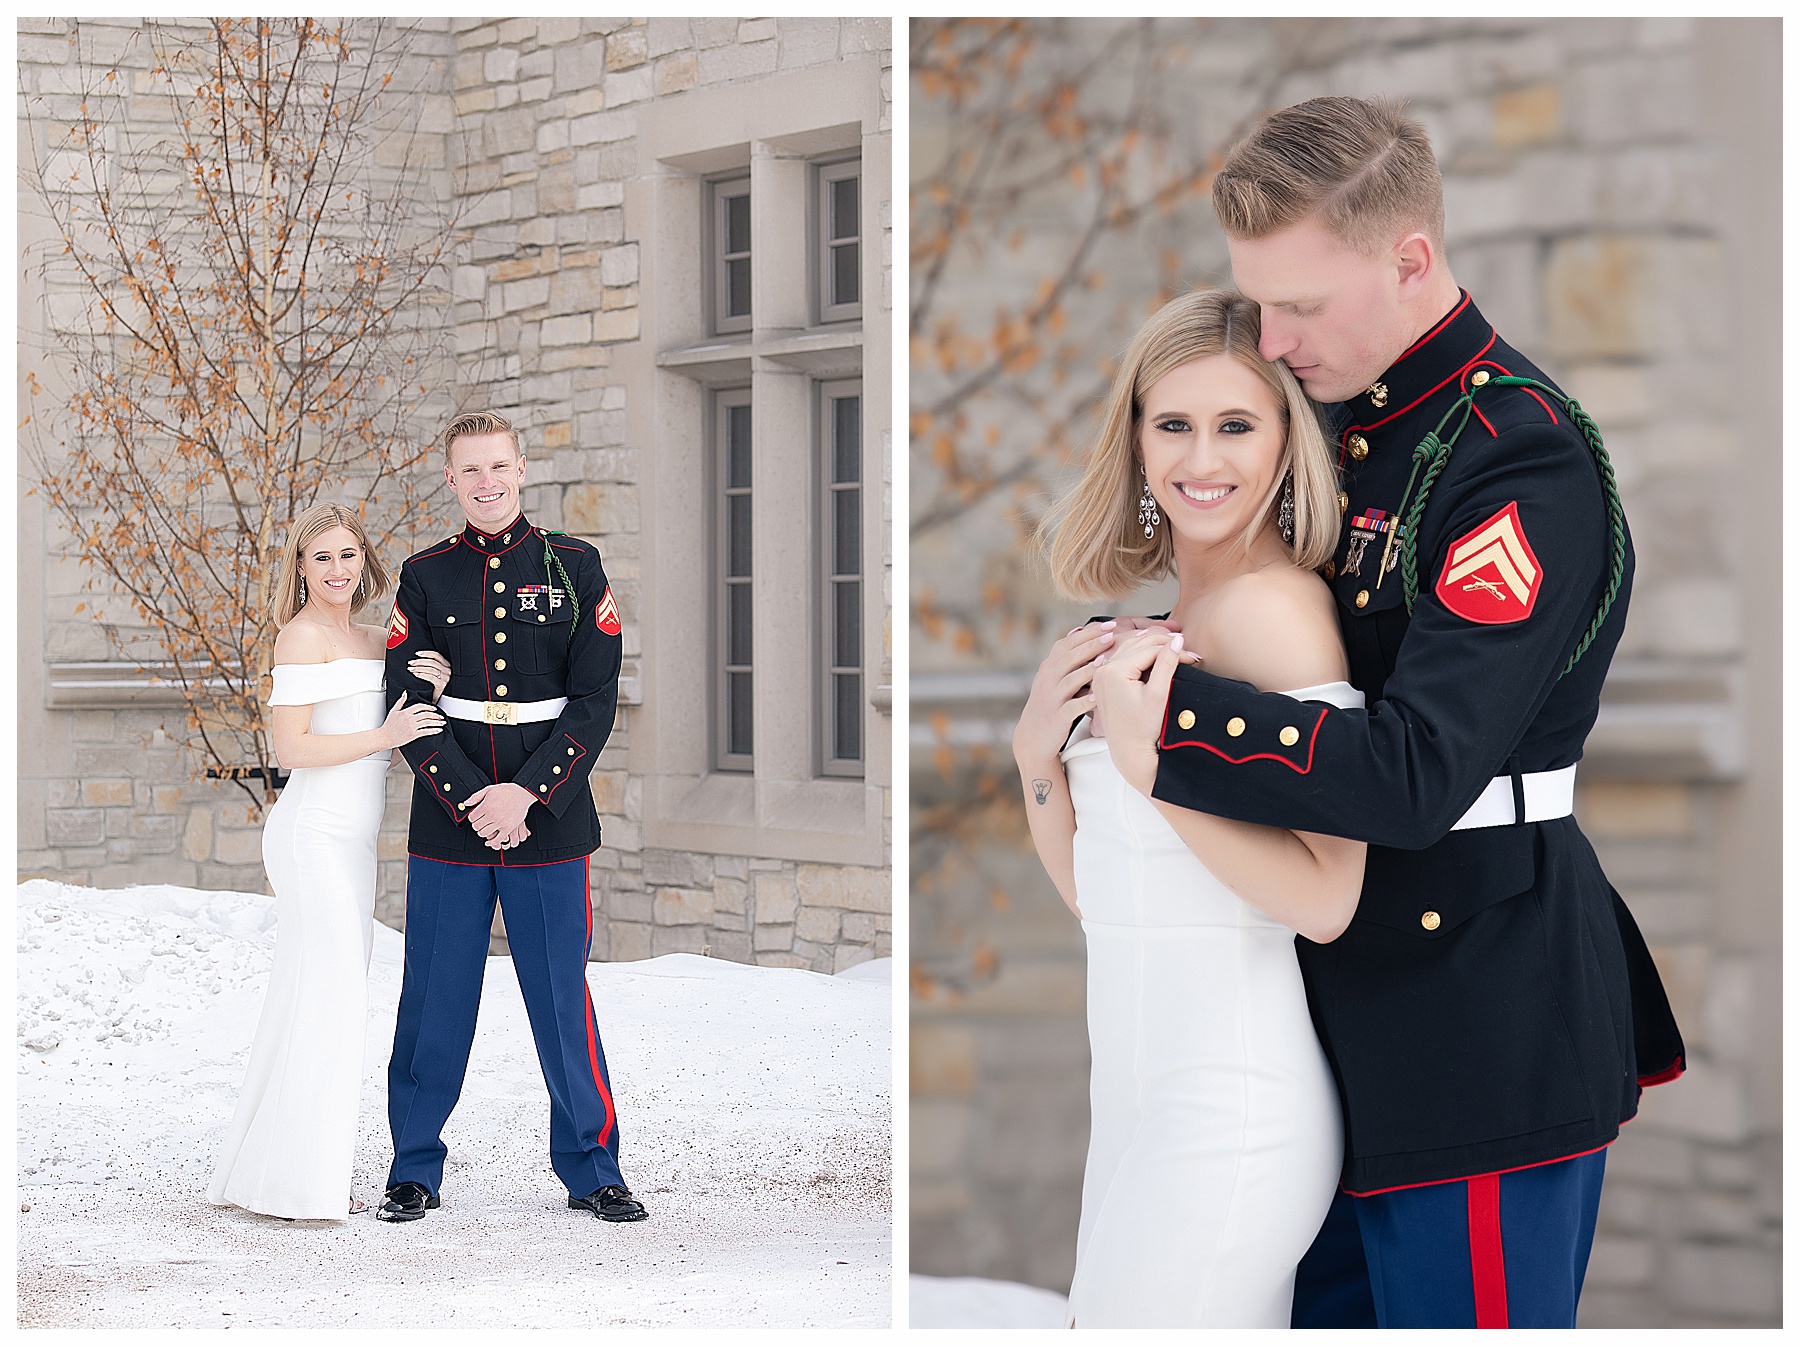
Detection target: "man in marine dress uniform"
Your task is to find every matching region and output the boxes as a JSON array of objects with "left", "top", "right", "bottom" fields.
[
  {"left": 1101, "top": 98, "right": 1683, "bottom": 1326},
  {"left": 377, "top": 410, "right": 645, "bottom": 1224}
]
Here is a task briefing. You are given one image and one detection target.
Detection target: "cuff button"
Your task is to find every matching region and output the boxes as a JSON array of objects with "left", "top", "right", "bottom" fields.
[
  {"left": 1176, "top": 709, "right": 1195, "bottom": 730},
  {"left": 1226, "top": 716, "right": 1246, "bottom": 737},
  {"left": 1279, "top": 726, "right": 1299, "bottom": 746}
]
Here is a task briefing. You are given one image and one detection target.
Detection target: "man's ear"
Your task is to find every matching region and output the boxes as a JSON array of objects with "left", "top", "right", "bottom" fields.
[{"left": 1393, "top": 230, "right": 1436, "bottom": 300}]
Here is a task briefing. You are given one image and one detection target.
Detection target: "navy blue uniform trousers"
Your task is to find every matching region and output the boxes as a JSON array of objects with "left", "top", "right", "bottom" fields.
[
  {"left": 1292, "top": 1149, "right": 1607, "bottom": 1328},
  {"left": 386, "top": 855, "right": 624, "bottom": 1197}
]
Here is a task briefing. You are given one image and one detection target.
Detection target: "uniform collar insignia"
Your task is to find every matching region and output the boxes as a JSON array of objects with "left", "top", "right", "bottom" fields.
[
  {"left": 1335, "top": 291, "right": 1496, "bottom": 454},
  {"left": 463, "top": 514, "right": 531, "bottom": 552}
]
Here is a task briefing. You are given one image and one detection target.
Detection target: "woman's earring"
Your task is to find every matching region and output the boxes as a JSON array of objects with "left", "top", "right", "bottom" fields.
[
  {"left": 1277, "top": 472, "right": 1296, "bottom": 546},
  {"left": 299, "top": 576, "right": 308, "bottom": 606},
  {"left": 1138, "top": 472, "right": 1161, "bottom": 539}
]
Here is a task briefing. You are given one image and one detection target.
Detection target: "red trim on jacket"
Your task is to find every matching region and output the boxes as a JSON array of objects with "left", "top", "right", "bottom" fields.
[
  {"left": 1158, "top": 705, "right": 1329, "bottom": 774},
  {"left": 1395, "top": 291, "right": 1471, "bottom": 363},
  {"left": 1341, "top": 1139, "right": 1615, "bottom": 1199},
  {"left": 1339, "top": 331, "right": 1500, "bottom": 466},
  {"left": 1638, "top": 1054, "right": 1686, "bottom": 1088}
]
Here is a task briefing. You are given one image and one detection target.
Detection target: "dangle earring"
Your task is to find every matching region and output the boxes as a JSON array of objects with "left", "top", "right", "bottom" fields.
[
  {"left": 1276, "top": 471, "right": 1296, "bottom": 546},
  {"left": 1138, "top": 471, "right": 1161, "bottom": 539},
  {"left": 298, "top": 576, "right": 308, "bottom": 606}
]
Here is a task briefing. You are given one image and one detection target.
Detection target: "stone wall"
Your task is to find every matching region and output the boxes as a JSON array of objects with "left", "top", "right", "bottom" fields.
[
  {"left": 910, "top": 17, "right": 1779, "bottom": 1326},
  {"left": 20, "top": 16, "right": 894, "bottom": 976}
]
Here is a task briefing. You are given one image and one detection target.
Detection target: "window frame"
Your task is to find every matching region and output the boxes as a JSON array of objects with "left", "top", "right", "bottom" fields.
[
  {"left": 816, "top": 378, "right": 864, "bottom": 778},
  {"left": 710, "top": 175, "right": 752, "bottom": 336},
  {"left": 714, "top": 386, "right": 755, "bottom": 772},
  {"left": 815, "top": 158, "right": 862, "bottom": 325}
]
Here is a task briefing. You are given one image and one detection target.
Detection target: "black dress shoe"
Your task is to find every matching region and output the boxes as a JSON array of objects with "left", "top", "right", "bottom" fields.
[
  {"left": 377, "top": 1182, "right": 439, "bottom": 1222},
  {"left": 569, "top": 1185, "right": 648, "bottom": 1222}
]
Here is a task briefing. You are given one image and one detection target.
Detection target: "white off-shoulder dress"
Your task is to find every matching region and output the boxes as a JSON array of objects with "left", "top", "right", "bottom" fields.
[
  {"left": 1062, "top": 681, "right": 1364, "bottom": 1327},
  {"left": 207, "top": 659, "right": 389, "bottom": 1220}
]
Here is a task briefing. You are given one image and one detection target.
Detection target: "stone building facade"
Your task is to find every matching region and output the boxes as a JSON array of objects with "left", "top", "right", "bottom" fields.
[
  {"left": 910, "top": 18, "right": 1778, "bottom": 1327},
  {"left": 20, "top": 16, "right": 893, "bottom": 975}
]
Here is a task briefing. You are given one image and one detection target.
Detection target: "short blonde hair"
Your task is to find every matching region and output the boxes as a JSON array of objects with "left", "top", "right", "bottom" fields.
[
  {"left": 1212, "top": 96, "right": 1443, "bottom": 256},
  {"left": 1041, "top": 289, "right": 1339, "bottom": 601},
  {"left": 443, "top": 410, "right": 522, "bottom": 461},
  {"left": 269, "top": 502, "right": 393, "bottom": 628}
]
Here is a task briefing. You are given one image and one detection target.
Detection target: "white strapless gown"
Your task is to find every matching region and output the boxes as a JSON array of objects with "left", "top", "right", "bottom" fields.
[
  {"left": 1062, "top": 681, "right": 1364, "bottom": 1327},
  {"left": 207, "top": 659, "right": 389, "bottom": 1220}
]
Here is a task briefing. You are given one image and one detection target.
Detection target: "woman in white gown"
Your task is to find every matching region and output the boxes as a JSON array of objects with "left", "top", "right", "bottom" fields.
[
  {"left": 1014, "top": 289, "right": 1366, "bottom": 1327},
  {"left": 207, "top": 503, "right": 450, "bottom": 1220}
]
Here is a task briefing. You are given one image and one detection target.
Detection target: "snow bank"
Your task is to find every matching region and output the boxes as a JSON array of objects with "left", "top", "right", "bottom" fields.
[
  {"left": 910, "top": 1274, "right": 1072, "bottom": 1328},
  {"left": 18, "top": 880, "right": 892, "bottom": 1328}
]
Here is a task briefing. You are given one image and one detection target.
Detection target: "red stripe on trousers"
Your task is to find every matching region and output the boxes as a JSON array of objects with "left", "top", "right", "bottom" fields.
[
  {"left": 1468, "top": 1172, "right": 1509, "bottom": 1328},
  {"left": 581, "top": 855, "right": 617, "bottom": 1148}
]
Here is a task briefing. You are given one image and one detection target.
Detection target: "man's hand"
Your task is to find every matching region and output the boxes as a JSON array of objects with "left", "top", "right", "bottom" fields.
[
  {"left": 460, "top": 781, "right": 537, "bottom": 844},
  {"left": 1092, "top": 628, "right": 1185, "bottom": 796},
  {"left": 485, "top": 820, "right": 531, "bottom": 852}
]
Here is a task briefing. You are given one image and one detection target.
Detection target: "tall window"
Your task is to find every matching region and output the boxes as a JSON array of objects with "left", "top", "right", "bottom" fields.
[
  {"left": 712, "top": 177, "right": 751, "bottom": 334},
  {"left": 817, "top": 160, "right": 860, "bottom": 323},
  {"left": 820, "top": 381, "right": 862, "bottom": 775},
  {"left": 716, "top": 390, "right": 754, "bottom": 770}
]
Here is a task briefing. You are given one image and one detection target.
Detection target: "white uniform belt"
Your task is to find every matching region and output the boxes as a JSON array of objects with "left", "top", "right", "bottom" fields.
[
  {"left": 1449, "top": 765, "right": 1577, "bottom": 831},
  {"left": 438, "top": 694, "right": 567, "bottom": 726}
]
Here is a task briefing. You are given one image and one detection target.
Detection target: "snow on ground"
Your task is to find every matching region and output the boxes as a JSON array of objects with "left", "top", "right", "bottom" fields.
[
  {"left": 17, "top": 880, "right": 892, "bottom": 1328},
  {"left": 909, "top": 1275, "right": 1071, "bottom": 1328}
]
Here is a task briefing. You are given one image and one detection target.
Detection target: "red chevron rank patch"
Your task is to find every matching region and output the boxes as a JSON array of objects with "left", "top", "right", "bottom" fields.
[
  {"left": 595, "top": 585, "right": 622, "bottom": 636},
  {"left": 386, "top": 608, "right": 408, "bottom": 649},
  {"left": 1436, "top": 501, "right": 1542, "bottom": 625}
]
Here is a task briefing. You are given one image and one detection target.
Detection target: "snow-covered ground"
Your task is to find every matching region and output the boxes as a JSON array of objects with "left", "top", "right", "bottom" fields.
[
  {"left": 17, "top": 880, "right": 892, "bottom": 1328},
  {"left": 909, "top": 1274, "right": 1071, "bottom": 1328}
]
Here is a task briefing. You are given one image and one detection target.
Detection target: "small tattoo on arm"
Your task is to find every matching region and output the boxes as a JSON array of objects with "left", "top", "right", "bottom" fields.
[{"left": 1032, "top": 778, "right": 1053, "bottom": 805}]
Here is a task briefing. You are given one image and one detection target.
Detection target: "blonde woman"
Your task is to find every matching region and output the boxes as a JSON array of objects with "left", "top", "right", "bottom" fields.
[
  {"left": 207, "top": 503, "right": 451, "bottom": 1221},
  {"left": 1012, "top": 290, "right": 1363, "bottom": 1326}
]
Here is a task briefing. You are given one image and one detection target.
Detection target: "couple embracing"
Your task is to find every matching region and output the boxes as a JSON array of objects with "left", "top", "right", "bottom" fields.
[
  {"left": 1016, "top": 98, "right": 1684, "bottom": 1327},
  {"left": 207, "top": 411, "right": 645, "bottom": 1226}
]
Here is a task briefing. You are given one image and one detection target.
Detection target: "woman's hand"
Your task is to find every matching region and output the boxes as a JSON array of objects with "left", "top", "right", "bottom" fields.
[
  {"left": 408, "top": 649, "right": 452, "bottom": 702},
  {"left": 381, "top": 691, "right": 447, "bottom": 749},
  {"left": 1013, "top": 621, "right": 1115, "bottom": 773},
  {"left": 1093, "top": 628, "right": 1185, "bottom": 796}
]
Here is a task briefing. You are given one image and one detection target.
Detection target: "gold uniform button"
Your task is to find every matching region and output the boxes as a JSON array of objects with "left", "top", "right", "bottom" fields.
[
  {"left": 445, "top": 615, "right": 456, "bottom": 624},
  {"left": 494, "top": 632, "right": 506, "bottom": 643},
  {"left": 553, "top": 765, "right": 562, "bottom": 775},
  {"left": 1176, "top": 709, "right": 1196, "bottom": 730},
  {"left": 1337, "top": 492, "right": 1349, "bottom": 514},
  {"left": 494, "top": 581, "right": 505, "bottom": 593},
  {"left": 539, "top": 783, "right": 548, "bottom": 792},
  {"left": 538, "top": 614, "right": 547, "bottom": 622},
  {"left": 496, "top": 685, "right": 508, "bottom": 696},
  {"left": 428, "top": 765, "right": 438, "bottom": 774},
  {"left": 1471, "top": 369, "right": 1491, "bottom": 387},
  {"left": 566, "top": 747, "right": 576, "bottom": 756},
  {"left": 495, "top": 659, "right": 506, "bottom": 670},
  {"left": 494, "top": 606, "right": 506, "bottom": 618},
  {"left": 442, "top": 783, "right": 452, "bottom": 792},
  {"left": 1323, "top": 561, "right": 1337, "bottom": 580},
  {"left": 1226, "top": 716, "right": 1246, "bottom": 738},
  {"left": 1355, "top": 590, "right": 1370, "bottom": 608},
  {"left": 1348, "top": 434, "right": 1369, "bottom": 461},
  {"left": 489, "top": 556, "right": 500, "bottom": 569},
  {"left": 1421, "top": 910, "right": 1442, "bottom": 931},
  {"left": 1279, "top": 726, "right": 1300, "bottom": 747}
]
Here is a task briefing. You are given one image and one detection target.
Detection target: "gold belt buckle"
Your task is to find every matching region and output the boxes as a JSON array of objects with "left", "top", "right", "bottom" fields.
[{"left": 483, "top": 701, "right": 518, "bottom": 726}]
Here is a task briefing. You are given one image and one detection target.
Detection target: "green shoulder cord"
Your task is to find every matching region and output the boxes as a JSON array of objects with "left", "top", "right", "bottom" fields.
[
  {"left": 1387, "top": 375, "right": 1627, "bottom": 678},
  {"left": 541, "top": 531, "right": 581, "bottom": 646}
]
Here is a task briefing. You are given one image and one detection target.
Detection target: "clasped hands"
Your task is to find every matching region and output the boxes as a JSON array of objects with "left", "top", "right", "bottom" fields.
[
  {"left": 1091, "top": 623, "right": 1199, "bottom": 797},
  {"left": 460, "top": 781, "right": 537, "bottom": 851}
]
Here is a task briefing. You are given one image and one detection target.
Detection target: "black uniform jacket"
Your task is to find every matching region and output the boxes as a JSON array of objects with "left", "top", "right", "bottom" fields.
[
  {"left": 384, "top": 514, "right": 621, "bottom": 866},
  {"left": 1153, "top": 293, "right": 1684, "bottom": 1195}
]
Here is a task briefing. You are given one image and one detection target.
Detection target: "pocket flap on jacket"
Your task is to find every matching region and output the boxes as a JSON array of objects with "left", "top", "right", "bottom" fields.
[{"left": 1356, "top": 826, "right": 1537, "bottom": 938}]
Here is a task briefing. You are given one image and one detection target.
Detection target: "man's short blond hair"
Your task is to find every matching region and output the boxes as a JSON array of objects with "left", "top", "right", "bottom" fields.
[
  {"left": 442, "top": 410, "right": 522, "bottom": 461},
  {"left": 1211, "top": 96, "right": 1444, "bottom": 256}
]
